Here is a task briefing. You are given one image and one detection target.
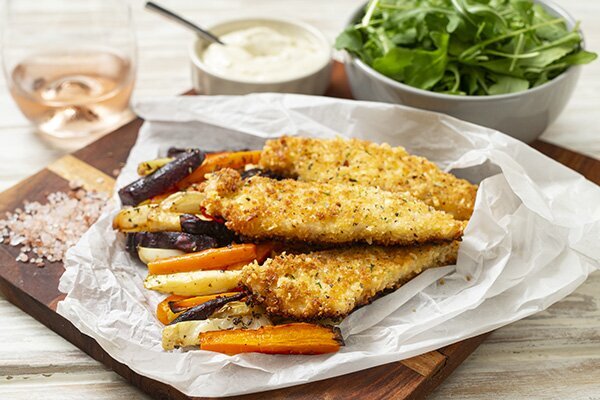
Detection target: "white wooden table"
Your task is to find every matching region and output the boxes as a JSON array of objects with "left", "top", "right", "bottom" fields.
[{"left": 1, "top": 1, "right": 599, "bottom": 399}]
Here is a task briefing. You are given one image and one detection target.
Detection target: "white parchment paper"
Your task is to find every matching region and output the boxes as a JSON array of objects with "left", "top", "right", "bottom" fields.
[{"left": 58, "top": 94, "right": 600, "bottom": 397}]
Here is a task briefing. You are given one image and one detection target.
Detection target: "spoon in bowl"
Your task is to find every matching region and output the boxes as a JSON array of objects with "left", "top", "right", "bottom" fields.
[{"left": 145, "top": 1, "right": 224, "bottom": 45}]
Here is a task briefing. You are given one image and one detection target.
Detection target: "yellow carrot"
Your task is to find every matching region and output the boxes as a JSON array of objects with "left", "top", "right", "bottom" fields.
[{"left": 137, "top": 157, "right": 174, "bottom": 176}]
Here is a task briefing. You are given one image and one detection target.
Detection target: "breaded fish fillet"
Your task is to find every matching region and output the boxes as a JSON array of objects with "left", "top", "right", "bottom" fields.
[
  {"left": 202, "top": 169, "right": 465, "bottom": 246},
  {"left": 259, "top": 136, "right": 477, "bottom": 220},
  {"left": 242, "top": 241, "right": 459, "bottom": 320}
]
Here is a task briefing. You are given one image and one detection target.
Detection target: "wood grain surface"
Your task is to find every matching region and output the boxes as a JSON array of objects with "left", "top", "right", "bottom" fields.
[
  {"left": 0, "top": 96, "right": 488, "bottom": 400},
  {"left": 1, "top": 1, "right": 599, "bottom": 399},
  {"left": 1, "top": 62, "right": 600, "bottom": 399}
]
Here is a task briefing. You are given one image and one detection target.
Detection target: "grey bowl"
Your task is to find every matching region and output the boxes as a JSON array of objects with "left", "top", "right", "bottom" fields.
[{"left": 343, "top": 0, "right": 582, "bottom": 143}]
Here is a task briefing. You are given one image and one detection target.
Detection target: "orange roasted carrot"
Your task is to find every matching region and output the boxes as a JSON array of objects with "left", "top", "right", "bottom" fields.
[
  {"left": 222, "top": 261, "right": 248, "bottom": 270},
  {"left": 216, "top": 242, "right": 277, "bottom": 270},
  {"left": 147, "top": 244, "right": 257, "bottom": 275},
  {"left": 156, "top": 294, "right": 189, "bottom": 324},
  {"left": 255, "top": 242, "right": 276, "bottom": 263},
  {"left": 177, "top": 150, "right": 262, "bottom": 188},
  {"left": 168, "top": 292, "right": 241, "bottom": 313},
  {"left": 199, "top": 323, "right": 344, "bottom": 355}
]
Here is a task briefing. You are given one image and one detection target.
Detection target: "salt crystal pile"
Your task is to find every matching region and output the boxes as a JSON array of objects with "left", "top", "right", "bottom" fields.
[{"left": 0, "top": 188, "right": 109, "bottom": 265}]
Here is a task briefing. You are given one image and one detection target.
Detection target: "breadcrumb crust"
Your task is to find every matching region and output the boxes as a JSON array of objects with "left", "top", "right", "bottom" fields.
[
  {"left": 202, "top": 169, "right": 465, "bottom": 246},
  {"left": 260, "top": 136, "right": 477, "bottom": 220},
  {"left": 241, "top": 241, "right": 459, "bottom": 319}
]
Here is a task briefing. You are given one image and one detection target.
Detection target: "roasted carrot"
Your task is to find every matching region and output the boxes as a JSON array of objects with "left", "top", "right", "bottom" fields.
[
  {"left": 255, "top": 242, "right": 276, "bottom": 263},
  {"left": 208, "top": 242, "right": 276, "bottom": 270},
  {"left": 156, "top": 294, "right": 189, "bottom": 324},
  {"left": 222, "top": 242, "right": 277, "bottom": 270},
  {"left": 199, "top": 323, "right": 344, "bottom": 355},
  {"left": 177, "top": 150, "right": 262, "bottom": 188},
  {"left": 168, "top": 292, "right": 241, "bottom": 313},
  {"left": 222, "top": 261, "right": 248, "bottom": 270},
  {"left": 147, "top": 244, "right": 257, "bottom": 275},
  {"left": 170, "top": 292, "right": 246, "bottom": 324}
]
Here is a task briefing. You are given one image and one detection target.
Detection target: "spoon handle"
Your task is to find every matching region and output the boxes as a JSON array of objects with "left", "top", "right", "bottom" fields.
[{"left": 145, "top": 1, "right": 224, "bottom": 45}]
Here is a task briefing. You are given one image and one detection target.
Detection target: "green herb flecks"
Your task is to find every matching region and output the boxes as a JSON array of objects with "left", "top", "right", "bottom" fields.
[{"left": 335, "top": 0, "right": 596, "bottom": 95}]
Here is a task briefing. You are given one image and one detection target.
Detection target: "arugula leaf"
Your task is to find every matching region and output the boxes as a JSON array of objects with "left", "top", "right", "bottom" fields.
[
  {"left": 391, "top": 27, "right": 417, "bottom": 45},
  {"left": 372, "top": 48, "right": 415, "bottom": 80},
  {"left": 480, "top": 59, "right": 526, "bottom": 78},
  {"left": 488, "top": 75, "right": 530, "bottom": 95},
  {"left": 512, "top": 0, "right": 534, "bottom": 26},
  {"left": 446, "top": 14, "right": 460, "bottom": 33},
  {"left": 335, "top": 0, "right": 597, "bottom": 96},
  {"left": 335, "top": 28, "right": 364, "bottom": 53},
  {"left": 448, "top": 36, "right": 470, "bottom": 57},
  {"left": 560, "top": 50, "right": 598, "bottom": 65},
  {"left": 404, "top": 32, "right": 449, "bottom": 89},
  {"left": 520, "top": 45, "right": 576, "bottom": 68},
  {"left": 533, "top": 71, "right": 549, "bottom": 87},
  {"left": 532, "top": 4, "right": 568, "bottom": 41}
]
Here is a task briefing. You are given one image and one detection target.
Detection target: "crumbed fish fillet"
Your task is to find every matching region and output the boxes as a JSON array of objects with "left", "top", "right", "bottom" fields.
[
  {"left": 259, "top": 136, "right": 477, "bottom": 220},
  {"left": 241, "top": 241, "right": 459, "bottom": 320},
  {"left": 202, "top": 169, "right": 465, "bottom": 246}
]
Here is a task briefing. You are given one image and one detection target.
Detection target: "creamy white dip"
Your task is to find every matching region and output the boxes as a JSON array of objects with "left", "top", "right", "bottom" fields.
[{"left": 201, "top": 25, "right": 328, "bottom": 82}]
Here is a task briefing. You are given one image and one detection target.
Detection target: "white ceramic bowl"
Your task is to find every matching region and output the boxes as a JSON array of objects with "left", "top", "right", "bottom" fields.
[
  {"left": 190, "top": 18, "right": 332, "bottom": 96},
  {"left": 343, "top": 0, "right": 583, "bottom": 143}
]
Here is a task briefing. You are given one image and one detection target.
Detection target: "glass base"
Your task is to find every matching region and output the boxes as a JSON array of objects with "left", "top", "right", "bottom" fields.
[
  {"left": 36, "top": 107, "right": 135, "bottom": 139},
  {"left": 35, "top": 108, "right": 135, "bottom": 151}
]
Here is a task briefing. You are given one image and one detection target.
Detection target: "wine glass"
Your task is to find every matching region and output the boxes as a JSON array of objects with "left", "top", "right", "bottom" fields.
[{"left": 1, "top": 0, "right": 137, "bottom": 139}]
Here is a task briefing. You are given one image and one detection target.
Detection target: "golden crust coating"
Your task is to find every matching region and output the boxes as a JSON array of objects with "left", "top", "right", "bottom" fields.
[
  {"left": 202, "top": 169, "right": 465, "bottom": 246},
  {"left": 259, "top": 136, "right": 477, "bottom": 220},
  {"left": 241, "top": 241, "right": 459, "bottom": 320}
]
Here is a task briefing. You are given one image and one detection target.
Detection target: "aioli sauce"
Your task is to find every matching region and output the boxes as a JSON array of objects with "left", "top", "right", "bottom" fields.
[{"left": 201, "top": 26, "right": 328, "bottom": 83}]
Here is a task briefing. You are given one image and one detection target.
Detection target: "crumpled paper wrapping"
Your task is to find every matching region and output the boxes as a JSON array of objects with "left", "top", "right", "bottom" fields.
[{"left": 58, "top": 94, "right": 600, "bottom": 397}]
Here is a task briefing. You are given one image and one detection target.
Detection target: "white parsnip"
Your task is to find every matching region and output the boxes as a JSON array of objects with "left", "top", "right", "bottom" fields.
[
  {"left": 162, "top": 312, "right": 271, "bottom": 350},
  {"left": 137, "top": 247, "right": 184, "bottom": 264},
  {"left": 112, "top": 204, "right": 181, "bottom": 232},
  {"left": 144, "top": 269, "right": 241, "bottom": 296},
  {"left": 160, "top": 191, "right": 206, "bottom": 214}
]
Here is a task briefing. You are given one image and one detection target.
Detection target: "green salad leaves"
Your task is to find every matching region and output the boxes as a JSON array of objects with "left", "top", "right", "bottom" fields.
[{"left": 335, "top": 0, "right": 597, "bottom": 95}]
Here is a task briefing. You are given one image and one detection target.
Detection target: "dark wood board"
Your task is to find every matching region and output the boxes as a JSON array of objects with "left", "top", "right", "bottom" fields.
[{"left": 1, "top": 62, "right": 599, "bottom": 400}]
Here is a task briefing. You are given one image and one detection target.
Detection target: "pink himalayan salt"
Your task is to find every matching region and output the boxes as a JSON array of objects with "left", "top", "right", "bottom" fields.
[{"left": 0, "top": 189, "right": 108, "bottom": 264}]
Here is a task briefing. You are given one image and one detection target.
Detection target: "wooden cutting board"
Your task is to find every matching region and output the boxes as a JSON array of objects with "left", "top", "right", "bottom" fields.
[{"left": 1, "top": 63, "right": 599, "bottom": 400}]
